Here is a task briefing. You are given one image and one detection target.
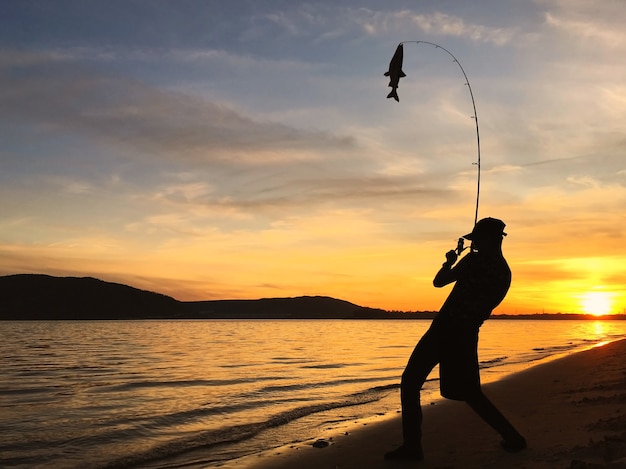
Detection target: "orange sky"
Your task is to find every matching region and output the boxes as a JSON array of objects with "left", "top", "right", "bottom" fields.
[{"left": 1, "top": 2, "right": 625, "bottom": 315}]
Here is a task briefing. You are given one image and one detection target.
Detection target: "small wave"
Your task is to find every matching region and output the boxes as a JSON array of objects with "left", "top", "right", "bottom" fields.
[
  {"left": 271, "top": 357, "right": 316, "bottom": 363},
  {"left": 106, "top": 397, "right": 321, "bottom": 431},
  {"left": 98, "top": 376, "right": 288, "bottom": 393},
  {"left": 218, "top": 363, "right": 258, "bottom": 368},
  {"left": 0, "top": 386, "right": 53, "bottom": 396},
  {"left": 530, "top": 342, "right": 582, "bottom": 355},
  {"left": 253, "top": 375, "right": 397, "bottom": 394},
  {"left": 96, "top": 386, "right": 394, "bottom": 469},
  {"left": 479, "top": 356, "right": 508, "bottom": 368},
  {"left": 371, "top": 383, "right": 399, "bottom": 392},
  {"left": 301, "top": 363, "right": 355, "bottom": 369},
  {"left": 59, "top": 397, "right": 323, "bottom": 454},
  {"left": 370, "top": 366, "right": 405, "bottom": 373},
  {"left": 505, "top": 338, "right": 617, "bottom": 367}
]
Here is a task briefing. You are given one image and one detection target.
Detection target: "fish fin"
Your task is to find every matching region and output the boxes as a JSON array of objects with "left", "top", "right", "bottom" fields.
[
  {"left": 399, "top": 71, "right": 406, "bottom": 77},
  {"left": 384, "top": 71, "right": 390, "bottom": 77},
  {"left": 387, "top": 89, "right": 399, "bottom": 102}
]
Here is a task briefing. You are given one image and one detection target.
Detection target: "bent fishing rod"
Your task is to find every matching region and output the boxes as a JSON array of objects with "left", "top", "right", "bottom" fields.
[{"left": 385, "top": 41, "right": 482, "bottom": 252}]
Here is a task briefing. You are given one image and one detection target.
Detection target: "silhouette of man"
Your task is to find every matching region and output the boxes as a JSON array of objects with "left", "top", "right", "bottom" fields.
[{"left": 385, "top": 217, "right": 526, "bottom": 461}]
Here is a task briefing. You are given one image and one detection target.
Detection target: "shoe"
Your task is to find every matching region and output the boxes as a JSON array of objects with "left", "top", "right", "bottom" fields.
[
  {"left": 501, "top": 436, "right": 526, "bottom": 453},
  {"left": 384, "top": 444, "right": 424, "bottom": 461}
]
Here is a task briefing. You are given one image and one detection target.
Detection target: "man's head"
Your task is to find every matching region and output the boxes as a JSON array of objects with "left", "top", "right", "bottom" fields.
[{"left": 463, "top": 217, "right": 507, "bottom": 250}]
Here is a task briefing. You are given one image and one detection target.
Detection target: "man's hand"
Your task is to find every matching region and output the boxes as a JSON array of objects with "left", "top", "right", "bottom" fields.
[
  {"left": 434, "top": 250, "right": 458, "bottom": 287},
  {"left": 444, "top": 249, "right": 458, "bottom": 267}
]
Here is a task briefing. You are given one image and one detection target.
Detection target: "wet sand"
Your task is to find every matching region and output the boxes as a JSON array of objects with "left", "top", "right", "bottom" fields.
[{"left": 240, "top": 338, "right": 626, "bottom": 468}]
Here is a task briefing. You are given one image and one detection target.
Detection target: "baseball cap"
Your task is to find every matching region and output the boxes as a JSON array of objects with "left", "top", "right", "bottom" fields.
[{"left": 463, "top": 217, "right": 507, "bottom": 240}]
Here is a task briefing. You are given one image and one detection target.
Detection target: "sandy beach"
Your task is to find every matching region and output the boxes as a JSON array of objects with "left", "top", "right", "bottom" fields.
[{"left": 237, "top": 338, "right": 626, "bottom": 469}]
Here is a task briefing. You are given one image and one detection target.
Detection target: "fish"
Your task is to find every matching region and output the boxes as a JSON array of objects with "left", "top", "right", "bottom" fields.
[{"left": 384, "top": 44, "right": 406, "bottom": 102}]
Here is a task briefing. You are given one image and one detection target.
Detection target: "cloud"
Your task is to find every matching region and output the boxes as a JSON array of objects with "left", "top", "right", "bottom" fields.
[
  {"left": 234, "top": 5, "right": 518, "bottom": 49},
  {"left": 46, "top": 176, "right": 95, "bottom": 195},
  {"left": 542, "top": 1, "right": 626, "bottom": 48},
  {"left": 0, "top": 49, "right": 356, "bottom": 167},
  {"left": 398, "top": 11, "right": 516, "bottom": 45},
  {"left": 154, "top": 181, "right": 214, "bottom": 202},
  {"left": 128, "top": 170, "right": 459, "bottom": 232}
]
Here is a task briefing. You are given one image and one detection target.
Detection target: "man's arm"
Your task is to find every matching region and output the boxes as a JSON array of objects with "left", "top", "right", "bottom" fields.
[{"left": 433, "top": 250, "right": 458, "bottom": 287}]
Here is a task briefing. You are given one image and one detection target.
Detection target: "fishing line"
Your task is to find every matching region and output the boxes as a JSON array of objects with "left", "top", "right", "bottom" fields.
[{"left": 396, "top": 41, "right": 481, "bottom": 226}]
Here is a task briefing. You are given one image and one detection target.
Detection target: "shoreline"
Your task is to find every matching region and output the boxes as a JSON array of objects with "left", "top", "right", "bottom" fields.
[{"left": 234, "top": 338, "right": 626, "bottom": 469}]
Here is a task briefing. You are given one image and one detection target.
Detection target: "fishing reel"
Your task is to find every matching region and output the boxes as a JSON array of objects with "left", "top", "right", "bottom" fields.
[
  {"left": 455, "top": 237, "right": 475, "bottom": 256},
  {"left": 456, "top": 238, "right": 465, "bottom": 256}
]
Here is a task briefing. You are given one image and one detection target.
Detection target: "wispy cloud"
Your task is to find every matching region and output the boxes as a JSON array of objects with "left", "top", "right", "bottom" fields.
[
  {"left": 542, "top": 0, "right": 626, "bottom": 48},
  {"left": 0, "top": 49, "right": 356, "bottom": 167},
  {"left": 393, "top": 11, "right": 516, "bottom": 45},
  {"left": 229, "top": 5, "right": 520, "bottom": 50}
]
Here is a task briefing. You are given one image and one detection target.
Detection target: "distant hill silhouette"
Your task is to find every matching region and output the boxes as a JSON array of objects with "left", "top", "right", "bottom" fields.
[
  {"left": 2, "top": 274, "right": 623, "bottom": 321},
  {"left": 183, "top": 296, "right": 395, "bottom": 319},
  {"left": 0, "top": 274, "right": 184, "bottom": 320},
  {"left": 0, "top": 274, "right": 402, "bottom": 320}
]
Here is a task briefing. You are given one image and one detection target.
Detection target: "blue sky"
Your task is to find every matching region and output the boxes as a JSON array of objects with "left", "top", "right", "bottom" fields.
[{"left": 1, "top": 1, "right": 625, "bottom": 313}]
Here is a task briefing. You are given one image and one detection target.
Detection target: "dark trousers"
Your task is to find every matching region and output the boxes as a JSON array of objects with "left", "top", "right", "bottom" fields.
[{"left": 400, "top": 320, "right": 522, "bottom": 444}]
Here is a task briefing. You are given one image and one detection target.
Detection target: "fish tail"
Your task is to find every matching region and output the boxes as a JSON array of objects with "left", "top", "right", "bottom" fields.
[{"left": 387, "top": 89, "right": 399, "bottom": 102}]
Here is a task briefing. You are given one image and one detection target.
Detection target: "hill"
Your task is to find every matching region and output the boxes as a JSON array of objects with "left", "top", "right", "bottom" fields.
[
  {"left": 0, "top": 274, "right": 395, "bottom": 320},
  {"left": 0, "top": 274, "right": 184, "bottom": 320},
  {"left": 3, "top": 274, "right": 621, "bottom": 321},
  {"left": 183, "top": 296, "right": 392, "bottom": 319}
]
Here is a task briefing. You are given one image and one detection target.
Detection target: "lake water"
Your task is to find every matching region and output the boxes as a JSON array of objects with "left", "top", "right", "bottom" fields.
[{"left": 1, "top": 319, "right": 626, "bottom": 468}]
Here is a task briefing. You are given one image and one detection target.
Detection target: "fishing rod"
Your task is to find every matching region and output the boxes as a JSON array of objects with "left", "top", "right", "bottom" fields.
[{"left": 385, "top": 41, "right": 481, "bottom": 233}]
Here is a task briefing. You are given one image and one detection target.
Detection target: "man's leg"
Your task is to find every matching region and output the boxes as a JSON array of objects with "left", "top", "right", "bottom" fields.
[
  {"left": 400, "top": 329, "right": 440, "bottom": 443},
  {"left": 465, "top": 391, "right": 526, "bottom": 451},
  {"left": 385, "top": 326, "right": 440, "bottom": 460}
]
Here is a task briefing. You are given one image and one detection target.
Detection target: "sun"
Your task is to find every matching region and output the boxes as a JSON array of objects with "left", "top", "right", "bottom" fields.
[{"left": 580, "top": 291, "right": 613, "bottom": 316}]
